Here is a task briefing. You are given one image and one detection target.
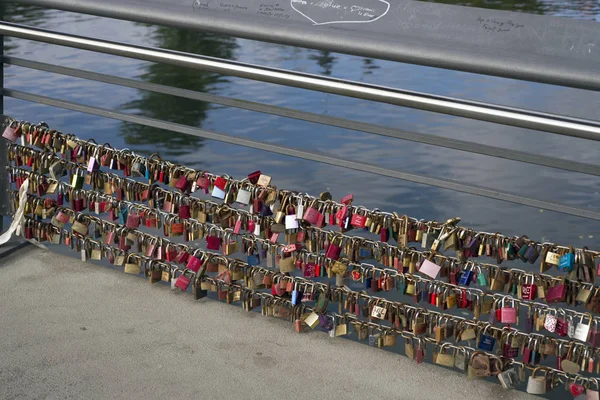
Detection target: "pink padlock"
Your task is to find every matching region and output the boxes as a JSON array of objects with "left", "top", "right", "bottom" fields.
[
  {"left": 126, "top": 213, "right": 140, "bottom": 229},
  {"left": 186, "top": 255, "right": 203, "bottom": 273},
  {"left": 499, "top": 297, "right": 517, "bottom": 324},
  {"left": 303, "top": 200, "right": 322, "bottom": 225},
  {"left": 2, "top": 122, "right": 21, "bottom": 142},
  {"left": 55, "top": 211, "right": 70, "bottom": 224},
  {"left": 174, "top": 273, "right": 191, "bottom": 291},
  {"left": 419, "top": 259, "right": 441, "bottom": 279}
]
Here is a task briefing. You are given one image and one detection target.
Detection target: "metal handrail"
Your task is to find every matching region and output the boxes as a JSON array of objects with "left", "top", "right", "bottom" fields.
[
  {"left": 1, "top": 22, "right": 599, "bottom": 140},
  {"left": 13, "top": 0, "right": 600, "bottom": 92}
]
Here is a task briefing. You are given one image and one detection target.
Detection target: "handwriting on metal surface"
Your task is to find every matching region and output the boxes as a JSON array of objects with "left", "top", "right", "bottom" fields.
[
  {"left": 476, "top": 16, "right": 524, "bottom": 33},
  {"left": 290, "top": 0, "right": 390, "bottom": 25}
]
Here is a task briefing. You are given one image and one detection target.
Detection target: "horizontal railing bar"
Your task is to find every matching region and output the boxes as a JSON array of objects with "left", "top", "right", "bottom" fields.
[
  {"left": 2, "top": 22, "right": 600, "bottom": 141},
  {"left": 7, "top": 56, "right": 600, "bottom": 178},
  {"left": 5, "top": 87, "right": 600, "bottom": 221},
  {"left": 13, "top": 0, "right": 600, "bottom": 92}
]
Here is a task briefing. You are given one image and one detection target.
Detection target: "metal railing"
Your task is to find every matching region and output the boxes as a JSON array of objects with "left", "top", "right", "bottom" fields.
[
  {"left": 2, "top": 1, "right": 600, "bottom": 394},
  {"left": 0, "top": 2, "right": 599, "bottom": 220}
]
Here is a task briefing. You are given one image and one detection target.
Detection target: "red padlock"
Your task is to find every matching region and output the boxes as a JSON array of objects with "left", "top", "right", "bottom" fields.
[
  {"left": 175, "top": 250, "right": 190, "bottom": 264},
  {"left": 325, "top": 236, "right": 342, "bottom": 260},
  {"left": 302, "top": 200, "right": 322, "bottom": 225},
  {"left": 340, "top": 194, "right": 353, "bottom": 205},
  {"left": 351, "top": 213, "right": 366, "bottom": 229},
  {"left": 179, "top": 204, "right": 191, "bottom": 219},
  {"left": 186, "top": 254, "right": 203, "bottom": 273},
  {"left": 165, "top": 245, "right": 178, "bottom": 262},
  {"left": 175, "top": 174, "right": 189, "bottom": 192},
  {"left": 247, "top": 170, "right": 261, "bottom": 184},
  {"left": 521, "top": 274, "right": 537, "bottom": 300},
  {"left": 196, "top": 174, "right": 211, "bottom": 190},
  {"left": 335, "top": 205, "right": 348, "bottom": 225},
  {"left": 174, "top": 272, "right": 191, "bottom": 291},
  {"left": 206, "top": 234, "right": 222, "bottom": 251},
  {"left": 213, "top": 176, "right": 227, "bottom": 191}
]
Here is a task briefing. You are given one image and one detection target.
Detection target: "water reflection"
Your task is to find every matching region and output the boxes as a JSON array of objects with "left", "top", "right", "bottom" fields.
[
  {"left": 120, "top": 26, "right": 237, "bottom": 155},
  {"left": 308, "top": 50, "right": 336, "bottom": 76},
  {"left": 1, "top": 4, "right": 47, "bottom": 53}
]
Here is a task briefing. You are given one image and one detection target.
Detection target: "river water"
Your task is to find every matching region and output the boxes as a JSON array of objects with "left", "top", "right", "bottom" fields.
[{"left": 3, "top": 1, "right": 600, "bottom": 254}]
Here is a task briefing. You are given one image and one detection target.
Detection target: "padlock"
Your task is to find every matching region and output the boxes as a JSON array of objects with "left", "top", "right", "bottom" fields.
[
  {"left": 544, "top": 309, "right": 558, "bottom": 333},
  {"left": 497, "top": 368, "right": 518, "bottom": 389},
  {"left": 524, "top": 244, "right": 540, "bottom": 264},
  {"left": 477, "top": 325, "right": 496, "bottom": 352},
  {"left": 521, "top": 273, "right": 537, "bottom": 300},
  {"left": 589, "top": 318, "right": 600, "bottom": 347},
  {"left": 211, "top": 177, "right": 227, "bottom": 199},
  {"left": 574, "top": 313, "right": 593, "bottom": 342},
  {"left": 192, "top": 271, "right": 208, "bottom": 300},
  {"left": 72, "top": 217, "right": 89, "bottom": 236},
  {"left": 235, "top": 184, "right": 252, "bottom": 205},
  {"left": 126, "top": 212, "right": 140, "bottom": 229},
  {"left": 587, "top": 379, "right": 600, "bottom": 400},
  {"left": 325, "top": 236, "right": 342, "bottom": 260},
  {"left": 502, "top": 332, "right": 519, "bottom": 358},
  {"left": 567, "top": 377, "right": 586, "bottom": 398},
  {"left": 70, "top": 169, "right": 84, "bottom": 190},
  {"left": 351, "top": 211, "right": 367, "bottom": 229},
  {"left": 499, "top": 297, "right": 517, "bottom": 324},
  {"left": 256, "top": 174, "right": 271, "bottom": 187},
  {"left": 302, "top": 199, "right": 322, "bottom": 225},
  {"left": 419, "top": 258, "right": 441, "bottom": 279},
  {"left": 247, "top": 170, "right": 261, "bottom": 184},
  {"left": 175, "top": 172, "right": 190, "bottom": 192},
  {"left": 546, "top": 278, "right": 567, "bottom": 303},
  {"left": 556, "top": 310, "right": 569, "bottom": 337},
  {"left": 124, "top": 254, "right": 141, "bottom": 275},
  {"left": 468, "top": 351, "right": 491, "bottom": 378},
  {"left": 186, "top": 253, "right": 203, "bottom": 273},
  {"left": 558, "top": 246, "right": 575, "bottom": 272},
  {"left": 174, "top": 270, "right": 192, "bottom": 291},
  {"left": 526, "top": 367, "right": 548, "bottom": 395},
  {"left": 206, "top": 232, "right": 222, "bottom": 251},
  {"left": 458, "top": 264, "right": 473, "bottom": 286}
]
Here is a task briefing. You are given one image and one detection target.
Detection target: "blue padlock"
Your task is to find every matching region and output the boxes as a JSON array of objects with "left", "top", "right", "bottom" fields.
[
  {"left": 291, "top": 284, "right": 303, "bottom": 305},
  {"left": 247, "top": 254, "right": 260, "bottom": 266},
  {"left": 558, "top": 248, "right": 575, "bottom": 272},
  {"left": 458, "top": 268, "right": 473, "bottom": 286},
  {"left": 478, "top": 326, "right": 496, "bottom": 351}
]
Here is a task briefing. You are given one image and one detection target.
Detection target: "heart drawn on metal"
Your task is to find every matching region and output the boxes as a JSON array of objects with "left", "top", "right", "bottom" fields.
[{"left": 291, "top": 0, "right": 390, "bottom": 26}]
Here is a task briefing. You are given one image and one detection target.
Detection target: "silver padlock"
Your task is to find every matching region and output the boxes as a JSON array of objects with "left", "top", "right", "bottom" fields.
[{"left": 526, "top": 367, "right": 548, "bottom": 395}]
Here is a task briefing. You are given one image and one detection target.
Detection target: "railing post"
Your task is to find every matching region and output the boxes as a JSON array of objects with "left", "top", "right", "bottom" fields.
[{"left": 0, "top": 6, "right": 7, "bottom": 232}]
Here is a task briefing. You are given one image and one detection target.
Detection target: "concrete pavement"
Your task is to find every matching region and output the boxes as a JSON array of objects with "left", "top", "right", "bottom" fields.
[{"left": 0, "top": 247, "right": 533, "bottom": 399}]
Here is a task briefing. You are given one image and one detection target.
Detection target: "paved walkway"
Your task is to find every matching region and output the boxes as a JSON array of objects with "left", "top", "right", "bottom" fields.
[{"left": 0, "top": 247, "right": 533, "bottom": 399}]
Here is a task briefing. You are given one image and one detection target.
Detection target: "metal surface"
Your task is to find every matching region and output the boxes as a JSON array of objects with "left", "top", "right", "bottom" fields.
[
  {"left": 8, "top": 0, "right": 600, "bottom": 91},
  {"left": 6, "top": 87, "right": 600, "bottom": 221},
  {"left": 7, "top": 56, "right": 600, "bottom": 177},
  {"left": 1, "top": 23, "right": 600, "bottom": 141}
]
